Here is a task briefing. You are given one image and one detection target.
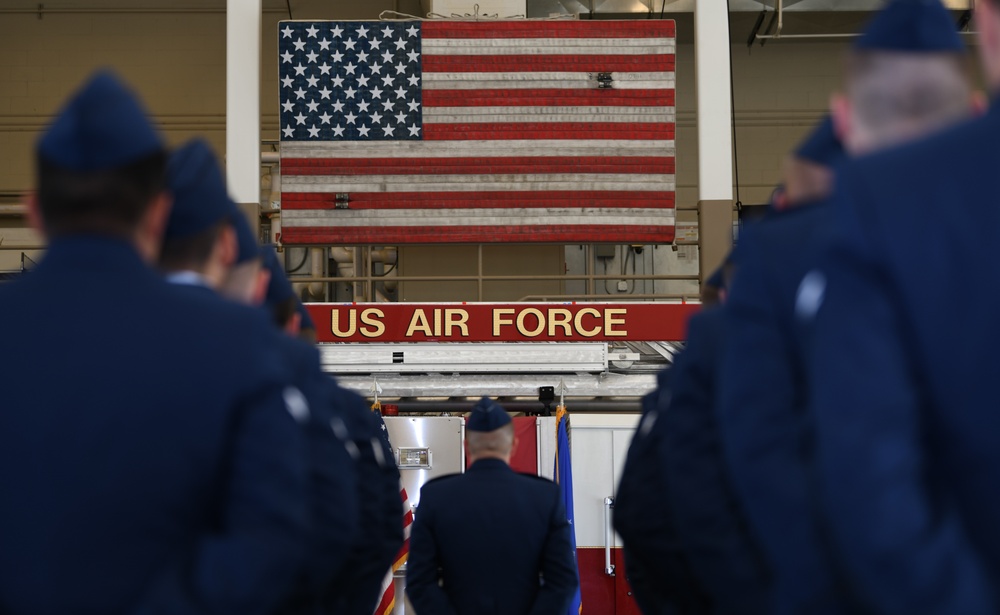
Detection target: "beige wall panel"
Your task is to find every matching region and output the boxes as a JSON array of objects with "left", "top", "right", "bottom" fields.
[{"left": 398, "top": 245, "right": 562, "bottom": 301}]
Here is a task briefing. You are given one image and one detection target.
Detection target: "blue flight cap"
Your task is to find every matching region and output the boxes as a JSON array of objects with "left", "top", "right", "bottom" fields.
[
  {"left": 38, "top": 70, "right": 164, "bottom": 171},
  {"left": 467, "top": 397, "right": 512, "bottom": 432},
  {"left": 794, "top": 116, "right": 845, "bottom": 167},
  {"left": 297, "top": 300, "right": 316, "bottom": 331},
  {"left": 165, "top": 139, "right": 235, "bottom": 239},
  {"left": 230, "top": 208, "right": 261, "bottom": 264},
  {"left": 261, "top": 245, "right": 296, "bottom": 306},
  {"left": 855, "top": 0, "right": 965, "bottom": 53}
]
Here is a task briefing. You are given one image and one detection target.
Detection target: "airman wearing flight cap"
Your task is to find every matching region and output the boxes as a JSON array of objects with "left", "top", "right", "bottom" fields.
[
  {"left": 806, "top": 0, "right": 1000, "bottom": 610},
  {"left": 161, "top": 139, "right": 367, "bottom": 614},
  {"left": 406, "top": 397, "right": 579, "bottom": 615},
  {"left": 719, "top": 1, "right": 975, "bottom": 612},
  {"left": 0, "top": 71, "right": 310, "bottom": 615}
]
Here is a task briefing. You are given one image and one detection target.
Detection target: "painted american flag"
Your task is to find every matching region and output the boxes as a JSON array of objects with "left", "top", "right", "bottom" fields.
[{"left": 277, "top": 19, "right": 676, "bottom": 245}]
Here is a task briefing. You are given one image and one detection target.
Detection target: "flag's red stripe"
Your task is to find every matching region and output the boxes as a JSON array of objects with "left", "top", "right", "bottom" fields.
[
  {"left": 422, "top": 88, "right": 675, "bottom": 107},
  {"left": 280, "top": 225, "right": 676, "bottom": 245},
  {"left": 421, "top": 20, "right": 675, "bottom": 39},
  {"left": 281, "top": 156, "right": 675, "bottom": 176},
  {"left": 375, "top": 586, "right": 394, "bottom": 615},
  {"left": 422, "top": 123, "right": 673, "bottom": 140},
  {"left": 280, "top": 191, "right": 676, "bottom": 210},
  {"left": 422, "top": 54, "right": 674, "bottom": 73}
]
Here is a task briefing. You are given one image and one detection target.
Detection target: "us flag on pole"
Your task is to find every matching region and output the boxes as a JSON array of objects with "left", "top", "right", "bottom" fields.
[{"left": 277, "top": 19, "right": 676, "bottom": 245}]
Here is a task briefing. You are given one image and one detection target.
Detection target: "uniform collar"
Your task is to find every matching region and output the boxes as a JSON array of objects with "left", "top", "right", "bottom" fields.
[
  {"left": 35, "top": 234, "right": 154, "bottom": 278},
  {"left": 467, "top": 458, "right": 512, "bottom": 472},
  {"left": 165, "top": 270, "right": 211, "bottom": 288}
]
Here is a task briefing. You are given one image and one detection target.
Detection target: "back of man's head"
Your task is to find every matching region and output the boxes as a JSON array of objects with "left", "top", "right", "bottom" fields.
[
  {"left": 35, "top": 71, "right": 166, "bottom": 239},
  {"left": 466, "top": 397, "right": 515, "bottom": 462},
  {"left": 838, "top": 0, "right": 972, "bottom": 154}
]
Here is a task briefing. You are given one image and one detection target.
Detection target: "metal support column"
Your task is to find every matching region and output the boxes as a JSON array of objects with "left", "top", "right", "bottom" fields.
[{"left": 226, "top": 0, "right": 261, "bottom": 228}]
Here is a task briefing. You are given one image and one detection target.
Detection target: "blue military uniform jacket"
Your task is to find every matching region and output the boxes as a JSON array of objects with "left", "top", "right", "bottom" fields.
[
  {"left": 809, "top": 104, "right": 1000, "bottom": 614},
  {"left": 0, "top": 237, "right": 310, "bottom": 615},
  {"left": 718, "top": 202, "right": 856, "bottom": 615},
  {"left": 406, "top": 458, "right": 579, "bottom": 615},
  {"left": 615, "top": 381, "right": 711, "bottom": 615},
  {"left": 660, "top": 307, "right": 771, "bottom": 615}
]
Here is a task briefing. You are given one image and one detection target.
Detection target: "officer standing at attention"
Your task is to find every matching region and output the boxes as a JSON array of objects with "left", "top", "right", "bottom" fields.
[
  {"left": 161, "top": 139, "right": 363, "bottom": 614},
  {"left": 406, "top": 397, "right": 579, "bottom": 615},
  {"left": 720, "top": 3, "right": 974, "bottom": 613},
  {"left": 807, "top": 0, "right": 1000, "bottom": 611},
  {"left": 0, "top": 71, "right": 310, "bottom": 615}
]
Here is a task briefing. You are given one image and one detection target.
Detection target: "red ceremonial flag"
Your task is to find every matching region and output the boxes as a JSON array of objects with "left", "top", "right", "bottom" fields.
[{"left": 277, "top": 19, "right": 676, "bottom": 245}]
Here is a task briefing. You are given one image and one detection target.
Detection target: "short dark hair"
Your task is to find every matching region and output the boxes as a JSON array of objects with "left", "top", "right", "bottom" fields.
[
  {"left": 36, "top": 149, "right": 167, "bottom": 238},
  {"left": 159, "top": 220, "right": 227, "bottom": 272}
]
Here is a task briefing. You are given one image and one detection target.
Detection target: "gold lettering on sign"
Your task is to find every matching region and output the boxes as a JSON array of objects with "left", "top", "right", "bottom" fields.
[
  {"left": 574, "top": 308, "right": 601, "bottom": 337},
  {"left": 605, "top": 308, "right": 627, "bottom": 337},
  {"left": 331, "top": 310, "right": 357, "bottom": 338},
  {"left": 493, "top": 308, "right": 515, "bottom": 336},
  {"left": 406, "top": 309, "right": 433, "bottom": 337},
  {"left": 359, "top": 308, "right": 385, "bottom": 338},
  {"left": 445, "top": 309, "right": 470, "bottom": 337},
  {"left": 548, "top": 309, "right": 573, "bottom": 337},
  {"left": 516, "top": 308, "right": 545, "bottom": 338}
]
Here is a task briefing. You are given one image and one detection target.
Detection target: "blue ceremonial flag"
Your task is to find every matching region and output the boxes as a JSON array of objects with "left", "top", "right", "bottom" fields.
[{"left": 555, "top": 406, "right": 583, "bottom": 615}]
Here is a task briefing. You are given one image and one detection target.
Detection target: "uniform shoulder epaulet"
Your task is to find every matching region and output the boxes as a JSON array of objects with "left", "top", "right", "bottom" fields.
[
  {"left": 516, "top": 472, "right": 556, "bottom": 485},
  {"left": 422, "top": 472, "right": 461, "bottom": 488}
]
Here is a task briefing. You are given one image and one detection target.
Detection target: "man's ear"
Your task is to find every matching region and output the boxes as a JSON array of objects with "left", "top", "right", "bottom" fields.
[
  {"left": 971, "top": 90, "right": 989, "bottom": 116},
  {"left": 829, "top": 93, "right": 851, "bottom": 146},
  {"left": 284, "top": 312, "right": 303, "bottom": 337},
  {"left": 25, "top": 192, "right": 46, "bottom": 239},
  {"left": 253, "top": 268, "right": 271, "bottom": 307},
  {"left": 511, "top": 435, "right": 520, "bottom": 457},
  {"left": 217, "top": 225, "right": 237, "bottom": 269}
]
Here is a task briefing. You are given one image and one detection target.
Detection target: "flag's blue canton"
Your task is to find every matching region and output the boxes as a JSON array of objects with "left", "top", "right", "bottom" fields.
[{"left": 279, "top": 21, "right": 422, "bottom": 141}]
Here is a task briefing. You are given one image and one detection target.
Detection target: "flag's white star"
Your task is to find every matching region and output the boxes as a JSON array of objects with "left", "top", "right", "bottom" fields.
[
  {"left": 306, "top": 75, "right": 319, "bottom": 88},
  {"left": 357, "top": 100, "right": 370, "bottom": 113},
  {"left": 319, "top": 111, "right": 332, "bottom": 124},
  {"left": 332, "top": 25, "right": 344, "bottom": 37},
  {"left": 281, "top": 50, "right": 294, "bottom": 63},
  {"left": 332, "top": 75, "right": 345, "bottom": 87},
  {"left": 395, "top": 62, "right": 406, "bottom": 75},
  {"left": 332, "top": 50, "right": 344, "bottom": 63},
  {"left": 318, "top": 38, "right": 331, "bottom": 50},
  {"left": 406, "top": 25, "right": 419, "bottom": 37},
  {"left": 381, "top": 26, "right": 394, "bottom": 38},
  {"left": 370, "top": 111, "right": 383, "bottom": 124},
  {"left": 381, "top": 50, "right": 393, "bottom": 63},
  {"left": 333, "top": 124, "right": 345, "bottom": 136},
  {"left": 358, "top": 124, "right": 371, "bottom": 137},
  {"left": 306, "top": 25, "right": 319, "bottom": 38},
  {"left": 357, "top": 75, "right": 370, "bottom": 88},
  {"left": 282, "top": 125, "right": 295, "bottom": 137},
  {"left": 344, "top": 62, "right": 357, "bottom": 75},
  {"left": 332, "top": 100, "right": 345, "bottom": 112},
  {"left": 407, "top": 49, "right": 420, "bottom": 63},
  {"left": 281, "top": 75, "right": 294, "bottom": 88},
  {"left": 407, "top": 99, "right": 420, "bottom": 112},
  {"left": 306, "top": 99, "right": 319, "bottom": 113},
  {"left": 281, "top": 25, "right": 293, "bottom": 38},
  {"left": 344, "top": 39, "right": 357, "bottom": 51},
  {"left": 395, "top": 111, "right": 407, "bottom": 124},
  {"left": 381, "top": 99, "right": 394, "bottom": 111},
  {"left": 369, "top": 63, "right": 383, "bottom": 75},
  {"left": 306, "top": 50, "right": 318, "bottom": 63},
  {"left": 294, "top": 112, "right": 307, "bottom": 125},
  {"left": 370, "top": 37, "right": 382, "bottom": 49},
  {"left": 344, "top": 86, "right": 357, "bottom": 99},
  {"left": 394, "top": 86, "right": 407, "bottom": 99},
  {"left": 281, "top": 100, "right": 294, "bottom": 112},
  {"left": 293, "top": 63, "right": 307, "bottom": 76},
  {"left": 319, "top": 63, "right": 332, "bottom": 75},
  {"left": 394, "top": 38, "right": 407, "bottom": 51},
  {"left": 307, "top": 124, "right": 320, "bottom": 137},
  {"left": 357, "top": 50, "right": 369, "bottom": 63},
  {"left": 381, "top": 74, "right": 394, "bottom": 87},
  {"left": 293, "top": 38, "right": 306, "bottom": 51},
  {"left": 381, "top": 124, "right": 395, "bottom": 136},
  {"left": 345, "top": 111, "right": 358, "bottom": 125},
  {"left": 294, "top": 87, "right": 307, "bottom": 99},
  {"left": 370, "top": 86, "right": 384, "bottom": 99},
  {"left": 407, "top": 124, "right": 421, "bottom": 136},
  {"left": 357, "top": 25, "right": 369, "bottom": 38},
  {"left": 407, "top": 74, "right": 419, "bottom": 87},
  {"left": 318, "top": 86, "right": 332, "bottom": 99}
]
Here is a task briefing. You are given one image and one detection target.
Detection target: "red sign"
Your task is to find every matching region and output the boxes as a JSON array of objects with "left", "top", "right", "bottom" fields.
[{"left": 305, "top": 302, "right": 700, "bottom": 343}]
